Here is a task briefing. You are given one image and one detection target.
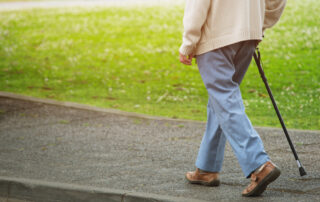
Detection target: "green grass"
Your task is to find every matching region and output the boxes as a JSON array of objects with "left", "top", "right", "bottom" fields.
[
  {"left": 0, "top": 0, "right": 41, "bottom": 2},
  {"left": 0, "top": 0, "right": 64, "bottom": 2},
  {"left": 0, "top": 0, "right": 319, "bottom": 130}
]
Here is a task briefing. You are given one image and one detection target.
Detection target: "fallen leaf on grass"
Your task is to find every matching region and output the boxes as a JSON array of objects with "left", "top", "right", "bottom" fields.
[
  {"left": 191, "top": 109, "right": 201, "bottom": 113},
  {"left": 46, "top": 95, "right": 55, "bottom": 98},
  {"left": 258, "top": 93, "right": 268, "bottom": 98},
  {"left": 92, "top": 96, "right": 117, "bottom": 100},
  {"left": 175, "top": 87, "right": 185, "bottom": 91},
  {"left": 172, "top": 83, "right": 184, "bottom": 87},
  {"left": 106, "top": 96, "right": 117, "bottom": 100},
  {"left": 42, "top": 86, "right": 53, "bottom": 91},
  {"left": 12, "top": 70, "right": 24, "bottom": 74}
]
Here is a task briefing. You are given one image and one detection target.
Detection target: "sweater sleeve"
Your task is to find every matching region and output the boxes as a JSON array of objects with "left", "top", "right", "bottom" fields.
[
  {"left": 263, "top": 0, "right": 287, "bottom": 31},
  {"left": 179, "top": 0, "right": 211, "bottom": 56}
]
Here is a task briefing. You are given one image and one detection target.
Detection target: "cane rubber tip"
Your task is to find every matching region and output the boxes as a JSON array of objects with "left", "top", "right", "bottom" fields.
[{"left": 299, "top": 167, "right": 307, "bottom": 176}]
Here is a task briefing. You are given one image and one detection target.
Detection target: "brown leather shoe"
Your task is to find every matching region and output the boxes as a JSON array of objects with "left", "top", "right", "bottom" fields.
[
  {"left": 185, "top": 168, "right": 220, "bottom": 186},
  {"left": 242, "top": 161, "right": 281, "bottom": 197}
]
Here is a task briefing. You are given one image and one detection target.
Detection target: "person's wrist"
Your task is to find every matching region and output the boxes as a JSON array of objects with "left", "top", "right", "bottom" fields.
[{"left": 179, "top": 45, "right": 194, "bottom": 57}]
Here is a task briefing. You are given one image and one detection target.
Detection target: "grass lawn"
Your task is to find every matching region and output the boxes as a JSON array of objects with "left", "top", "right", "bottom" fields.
[
  {"left": 0, "top": 0, "right": 319, "bottom": 130},
  {"left": 0, "top": 0, "right": 114, "bottom": 1},
  {"left": 0, "top": 0, "right": 41, "bottom": 2}
]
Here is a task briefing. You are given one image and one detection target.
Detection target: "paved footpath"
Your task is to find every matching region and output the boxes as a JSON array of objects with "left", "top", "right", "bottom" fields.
[{"left": 0, "top": 92, "right": 319, "bottom": 201}]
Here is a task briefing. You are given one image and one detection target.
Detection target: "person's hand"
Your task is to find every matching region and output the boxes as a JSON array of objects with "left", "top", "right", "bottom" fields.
[{"left": 179, "top": 52, "right": 194, "bottom": 65}]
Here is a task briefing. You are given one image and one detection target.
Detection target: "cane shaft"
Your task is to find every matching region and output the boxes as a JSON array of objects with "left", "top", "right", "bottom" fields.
[{"left": 253, "top": 52, "right": 299, "bottom": 161}]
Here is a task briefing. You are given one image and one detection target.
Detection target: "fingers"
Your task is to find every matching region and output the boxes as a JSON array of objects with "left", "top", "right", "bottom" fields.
[
  {"left": 179, "top": 52, "right": 193, "bottom": 65},
  {"left": 179, "top": 54, "right": 191, "bottom": 65}
]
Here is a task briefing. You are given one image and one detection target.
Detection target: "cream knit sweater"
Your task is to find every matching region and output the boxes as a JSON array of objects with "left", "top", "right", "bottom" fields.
[{"left": 179, "top": 0, "right": 287, "bottom": 56}]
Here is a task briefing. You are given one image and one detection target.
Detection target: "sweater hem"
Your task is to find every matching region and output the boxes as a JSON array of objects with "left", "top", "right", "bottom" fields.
[{"left": 195, "top": 31, "right": 263, "bottom": 56}]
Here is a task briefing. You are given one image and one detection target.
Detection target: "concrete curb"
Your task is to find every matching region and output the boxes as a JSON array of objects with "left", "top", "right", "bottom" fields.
[
  {"left": 1, "top": 91, "right": 319, "bottom": 134},
  {"left": 0, "top": 91, "right": 204, "bottom": 124},
  {"left": 0, "top": 176, "right": 206, "bottom": 202}
]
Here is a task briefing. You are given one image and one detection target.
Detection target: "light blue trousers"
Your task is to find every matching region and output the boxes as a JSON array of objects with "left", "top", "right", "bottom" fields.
[{"left": 195, "top": 40, "right": 269, "bottom": 178}]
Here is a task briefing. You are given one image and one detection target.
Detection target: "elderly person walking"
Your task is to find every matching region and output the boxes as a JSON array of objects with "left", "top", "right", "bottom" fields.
[{"left": 179, "top": 0, "right": 286, "bottom": 197}]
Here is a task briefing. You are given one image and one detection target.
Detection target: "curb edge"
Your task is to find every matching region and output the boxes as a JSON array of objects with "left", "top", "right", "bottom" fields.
[
  {"left": 0, "top": 91, "right": 319, "bottom": 134},
  {"left": 0, "top": 176, "right": 206, "bottom": 202}
]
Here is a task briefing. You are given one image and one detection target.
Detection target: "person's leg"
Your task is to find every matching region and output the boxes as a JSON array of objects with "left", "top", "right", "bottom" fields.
[
  {"left": 196, "top": 40, "right": 269, "bottom": 178},
  {"left": 195, "top": 97, "right": 227, "bottom": 173},
  {"left": 232, "top": 41, "right": 256, "bottom": 85},
  {"left": 194, "top": 41, "right": 258, "bottom": 173}
]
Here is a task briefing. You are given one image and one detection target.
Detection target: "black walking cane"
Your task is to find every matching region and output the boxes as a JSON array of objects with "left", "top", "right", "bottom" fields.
[{"left": 253, "top": 48, "right": 307, "bottom": 176}]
